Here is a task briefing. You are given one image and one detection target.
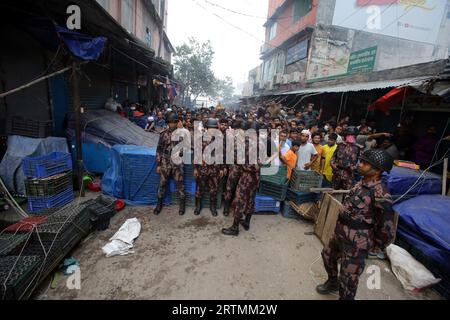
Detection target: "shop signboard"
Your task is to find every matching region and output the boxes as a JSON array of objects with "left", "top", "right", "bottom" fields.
[
  {"left": 286, "top": 39, "right": 309, "bottom": 65},
  {"left": 307, "top": 44, "right": 378, "bottom": 82},
  {"left": 347, "top": 46, "right": 377, "bottom": 75}
]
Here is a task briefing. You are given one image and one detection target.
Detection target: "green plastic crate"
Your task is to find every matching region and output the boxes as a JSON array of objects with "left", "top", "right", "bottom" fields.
[
  {"left": 260, "top": 165, "right": 289, "bottom": 185},
  {"left": 289, "top": 170, "right": 323, "bottom": 192},
  {"left": 258, "top": 180, "right": 288, "bottom": 201}
]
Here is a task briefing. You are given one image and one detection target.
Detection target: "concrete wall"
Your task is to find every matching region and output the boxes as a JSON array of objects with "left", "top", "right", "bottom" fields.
[
  {"left": 98, "top": 0, "right": 172, "bottom": 61},
  {"left": 313, "top": 0, "right": 450, "bottom": 74},
  {"left": 268, "top": 0, "right": 287, "bottom": 18},
  {"left": 265, "top": 0, "right": 318, "bottom": 48}
]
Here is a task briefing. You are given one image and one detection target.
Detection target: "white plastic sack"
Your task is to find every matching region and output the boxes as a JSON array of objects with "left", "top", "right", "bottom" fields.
[
  {"left": 386, "top": 244, "right": 441, "bottom": 291},
  {"left": 102, "top": 218, "right": 141, "bottom": 257},
  {"left": 104, "top": 98, "right": 122, "bottom": 113}
]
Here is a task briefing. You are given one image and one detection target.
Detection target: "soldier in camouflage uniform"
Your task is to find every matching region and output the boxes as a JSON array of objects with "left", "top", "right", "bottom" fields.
[
  {"left": 194, "top": 119, "right": 225, "bottom": 217},
  {"left": 154, "top": 112, "right": 186, "bottom": 216},
  {"left": 317, "top": 149, "right": 396, "bottom": 300},
  {"left": 223, "top": 121, "right": 245, "bottom": 216},
  {"left": 222, "top": 123, "right": 261, "bottom": 236},
  {"left": 330, "top": 127, "right": 361, "bottom": 190}
]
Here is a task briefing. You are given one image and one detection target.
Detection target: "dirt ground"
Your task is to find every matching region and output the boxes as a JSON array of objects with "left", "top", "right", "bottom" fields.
[{"left": 33, "top": 201, "right": 441, "bottom": 300}]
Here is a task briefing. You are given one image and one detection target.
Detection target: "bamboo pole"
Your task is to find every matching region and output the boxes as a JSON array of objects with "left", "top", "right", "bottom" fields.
[{"left": 0, "top": 67, "right": 71, "bottom": 99}]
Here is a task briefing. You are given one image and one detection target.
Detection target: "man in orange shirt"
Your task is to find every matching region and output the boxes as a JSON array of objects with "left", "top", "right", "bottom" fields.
[{"left": 280, "top": 141, "right": 301, "bottom": 179}]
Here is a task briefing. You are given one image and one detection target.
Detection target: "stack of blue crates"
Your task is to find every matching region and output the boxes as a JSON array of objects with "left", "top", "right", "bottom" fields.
[
  {"left": 22, "top": 152, "right": 74, "bottom": 214},
  {"left": 121, "top": 152, "right": 171, "bottom": 205},
  {"left": 254, "top": 194, "right": 281, "bottom": 214}
]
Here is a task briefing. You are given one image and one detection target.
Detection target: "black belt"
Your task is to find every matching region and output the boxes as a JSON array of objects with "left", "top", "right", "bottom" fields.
[{"left": 338, "top": 214, "right": 374, "bottom": 230}]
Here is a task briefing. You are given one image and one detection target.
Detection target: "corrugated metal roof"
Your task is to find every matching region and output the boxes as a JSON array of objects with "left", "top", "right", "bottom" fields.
[{"left": 281, "top": 76, "right": 435, "bottom": 95}]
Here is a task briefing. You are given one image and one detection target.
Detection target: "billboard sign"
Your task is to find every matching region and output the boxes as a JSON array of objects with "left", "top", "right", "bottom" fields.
[
  {"left": 286, "top": 39, "right": 309, "bottom": 65},
  {"left": 307, "top": 45, "right": 378, "bottom": 82},
  {"left": 332, "top": 0, "right": 447, "bottom": 44}
]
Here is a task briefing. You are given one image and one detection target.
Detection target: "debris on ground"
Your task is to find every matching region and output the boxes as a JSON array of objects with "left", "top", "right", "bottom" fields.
[{"left": 102, "top": 218, "right": 141, "bottom": 257}]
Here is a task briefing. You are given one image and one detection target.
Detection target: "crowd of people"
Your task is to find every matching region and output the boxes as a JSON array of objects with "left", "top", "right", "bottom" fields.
[
  {"left": 143, "top": 101, "right": 442, "bottom": 177},
  {"left": 142, "top": 99, "right": 448, "bottom": 301}
]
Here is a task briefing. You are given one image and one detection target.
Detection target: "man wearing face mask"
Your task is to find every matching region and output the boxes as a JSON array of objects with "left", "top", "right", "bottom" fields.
[{"left": 317, "top": 149, "right": 395, "bottom": 300}]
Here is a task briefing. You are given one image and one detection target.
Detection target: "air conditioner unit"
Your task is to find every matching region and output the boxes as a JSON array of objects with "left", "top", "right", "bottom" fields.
[
  {"left": 264, "top": 81, "right": 273, "bottom": 90},
  {"left": 291, "top": 72, "right": 301, "bottom": 83},
  {"left": 275, "top": 74, "right": 283, "bottom": 84},
  {"left": 282, "top": 74, "right": 290, "bottom": 84}
]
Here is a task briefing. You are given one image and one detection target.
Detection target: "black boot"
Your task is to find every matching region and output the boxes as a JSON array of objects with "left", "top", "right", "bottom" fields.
[
  {"left": 153, "top": 197, "right": 163, "bottom": 215},
  {"left": 194, "top": 197, "right": 202, "bottom": 216},
  {"left": 223, "top": 201, "right": 231, "bottom": 217},
  {"left": 316, "top": 278, "right": 339, "bottom": 295},
  {"left": 210, "top": 197, "right": 218, "bottom": 217},
  {"left": 222, "top": 218, "right": 240, "bottom": 236},
  {"left": 179, "top": 198, "right": 186, "bottom": 216},
  {"left": 240, "top": 214, "right": 252, "bottom": 231}
]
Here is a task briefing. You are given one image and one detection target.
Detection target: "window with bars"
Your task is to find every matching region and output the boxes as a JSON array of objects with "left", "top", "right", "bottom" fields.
[{"left": 292, "top": 0, "right": 312, "bottom": 23}]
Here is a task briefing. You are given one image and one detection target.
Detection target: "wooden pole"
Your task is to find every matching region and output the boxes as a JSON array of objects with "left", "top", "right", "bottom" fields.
[
  {"left": 0, "top": 67, "right": 71, "bottom": 99},
  {"left": 443, "top": 158, "right": 448, "bottom": 196},
  {"left": 71, "top": 61, "right": 85, "bottom": 197}
]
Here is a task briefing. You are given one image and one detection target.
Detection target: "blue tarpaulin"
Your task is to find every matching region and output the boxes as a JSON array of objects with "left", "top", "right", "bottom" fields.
[
  {"left": 382, "top": 166, "right": 442, "bottom": 201},
  {"left": 21, "top": 18, "right": 106, "bottom": 61},
  {"left": 102, "top": 145, "right": 170, "bottom": 206},
  {"left": 394, "top": 195, "right": 450, "bottom": 277},
  {"left": 55, "top": 26, "right": 106, "bottom": 61}
]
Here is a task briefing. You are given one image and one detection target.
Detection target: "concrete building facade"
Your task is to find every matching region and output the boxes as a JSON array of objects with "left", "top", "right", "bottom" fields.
[
  {"left": 96, "top": 0, "right": 174, "bottom": 63},
  {"left": 252, "top": 0, "right": 450, "bottom": 96}
]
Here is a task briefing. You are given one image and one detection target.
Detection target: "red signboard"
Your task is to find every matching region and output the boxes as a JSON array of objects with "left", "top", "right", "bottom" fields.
[{"left": 356, "top": 0, "right": 398, "bottom": 6}]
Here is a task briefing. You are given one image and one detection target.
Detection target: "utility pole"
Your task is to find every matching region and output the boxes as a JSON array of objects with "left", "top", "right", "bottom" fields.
[{"left": 71, "top": 61, "right": 85, "bottom": 197}]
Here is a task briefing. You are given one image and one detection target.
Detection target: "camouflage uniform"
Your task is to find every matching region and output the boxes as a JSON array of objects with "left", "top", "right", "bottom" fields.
[
  {"left": 224, "top": 165, "right": 243, "bottom": 203},
  {"left": 321, "top": 179, "right": 395, "bottom": 300},
  {"left": 195, "top": 138, "right": 223, "bottom": 202},
  {"left": 224, "top": 133, "right": 243, "bottom": 203},
  {"left": 331, "top": 142, "right": 361, "bottom": 190},
  {"left": 156, "top": 129, "right": 185, "bottom": 200},
  {"left": 231, "top": 141, "right": 260, "bottom": 220}
]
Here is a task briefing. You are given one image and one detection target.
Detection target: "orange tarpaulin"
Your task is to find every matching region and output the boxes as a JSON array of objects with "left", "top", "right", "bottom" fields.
[{"left": 368, "top": 87, "right": 412, "bottom": 114}]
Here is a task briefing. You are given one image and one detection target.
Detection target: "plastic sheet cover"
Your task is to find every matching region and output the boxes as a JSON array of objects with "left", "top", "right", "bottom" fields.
[
  {"left": 382, "top": 166, "right": 442, "bottom": 199},
  {"left": 394, "top": 195, "right": 450, "bottom": 276},
  {"left": 0, "top": 136, "right": 69, "bottom": 194},
  {"left": 66, "top": 110, "right": 160, "bottom": 148}
]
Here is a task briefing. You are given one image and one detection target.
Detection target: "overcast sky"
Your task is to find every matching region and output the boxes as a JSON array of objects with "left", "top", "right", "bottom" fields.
[{"left": 167, "top": 0, "right": 269, "bottom": 91}]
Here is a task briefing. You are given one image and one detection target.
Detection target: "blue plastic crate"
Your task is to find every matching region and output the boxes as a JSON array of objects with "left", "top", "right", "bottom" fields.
[
  {"left": 255, "top": 195, "right": 281, "bottom": 213},
  {"left": 169, "top": 178, "right": 196, "bottom": 194},
  {"left": 23, "top": 152, "right": 72, "bottom": 179},
  {"left": 27, "top": 187, "right": 75, "bottom": 214},
  {"left": 281, "top": 202, "right": 300, "bottom": 219},
  {"left": 286, "top": 189, "right": 320, "bottom": 204}
]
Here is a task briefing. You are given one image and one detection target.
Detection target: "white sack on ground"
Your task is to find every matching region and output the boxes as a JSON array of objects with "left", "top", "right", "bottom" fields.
[
  {"left": 102, "top": 218, "right": 141, "bottom": 257},
  {"left": 386, "top": 244, "right": 441, "bottom": 291}
]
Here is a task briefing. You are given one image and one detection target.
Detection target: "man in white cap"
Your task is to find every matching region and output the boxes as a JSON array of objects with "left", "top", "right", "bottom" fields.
[{"left": 296, "top": 130, "right": 318, "bottom": 171}]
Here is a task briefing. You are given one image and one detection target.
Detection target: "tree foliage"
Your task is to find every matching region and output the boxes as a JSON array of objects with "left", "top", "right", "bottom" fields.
[
  {"left": 215, "top": 76, "right": 235, "bottom": 101},
  {"left": 174, "top": 38, "right": 216, "bottom": 103},
  {"left": 174, "top": 38, "right": 235, "bottom": 104}
]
